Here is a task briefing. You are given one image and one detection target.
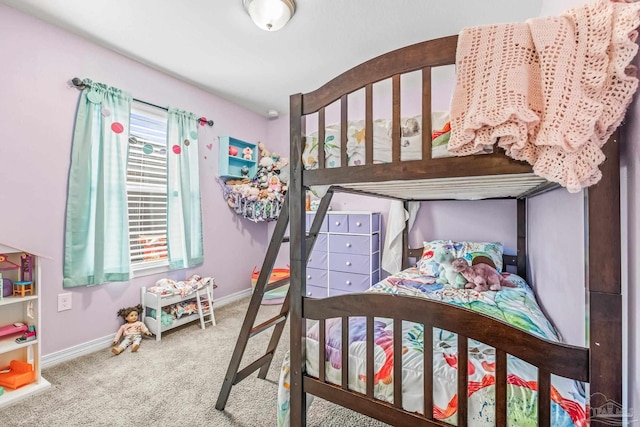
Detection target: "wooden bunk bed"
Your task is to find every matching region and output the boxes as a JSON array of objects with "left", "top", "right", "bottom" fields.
[{"left": 287, "top": 35, "right": 623, "bottom": 426}]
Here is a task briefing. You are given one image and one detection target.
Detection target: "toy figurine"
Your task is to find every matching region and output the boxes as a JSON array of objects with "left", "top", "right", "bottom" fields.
[
  {"left": 111, "top": 304, "right": 151, "bottom": 355},
  {"left": 267, "top": 174, "right": 280, "bottom": 192},
  {"left": 15, "top": 326, "right": 36, "bottom": 344},
  {"left": 243, "top": 146, "right": 253, "bottom": 160}
]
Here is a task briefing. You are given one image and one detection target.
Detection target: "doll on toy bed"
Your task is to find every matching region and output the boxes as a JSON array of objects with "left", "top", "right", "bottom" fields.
[{"left": 111, "top": 304, "right": 152, "bottom": 355}]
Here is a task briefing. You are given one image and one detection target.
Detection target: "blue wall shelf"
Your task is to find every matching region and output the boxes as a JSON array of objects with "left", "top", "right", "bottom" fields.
[{"left": 218, "top": 136, "right": 257, "bottom": 180}]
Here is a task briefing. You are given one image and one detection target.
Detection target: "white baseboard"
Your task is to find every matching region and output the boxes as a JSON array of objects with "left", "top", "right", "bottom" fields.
[
  {"left": 41, "top": 334, "right": 114, "bottom": 369},
  {"left": 42, "top": 287, "right": 253, "bottom": 369},
  {"left": 212, "top": 287, "right": 252, "bottom": 308}
]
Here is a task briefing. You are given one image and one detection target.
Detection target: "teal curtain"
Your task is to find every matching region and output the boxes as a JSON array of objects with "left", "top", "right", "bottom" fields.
[
  {"left": 166, "top": 108, "right": 204, "bottom": 269},
  {"left": 63, "top": 80, "right": 132, "bottom": 287}
]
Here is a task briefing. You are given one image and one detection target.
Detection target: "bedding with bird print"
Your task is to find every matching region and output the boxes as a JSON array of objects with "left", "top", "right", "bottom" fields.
[{"left": 277, "top": 269, "right": 586, "bottom": 426}]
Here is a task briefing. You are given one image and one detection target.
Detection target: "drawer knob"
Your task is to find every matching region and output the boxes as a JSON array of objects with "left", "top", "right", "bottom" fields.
[
  {"left": 346, "top": 243, "right": 352, "bottom": 248},
  {"left": 307, "top": 275, "right": 311, "bottom": 279},
  {"left": 356, "top": 221, "right": 362, "bottom": 227},
  {"left": 307, "top": 291, "right": 312, "bottom": 296},
  {"left": 335, "top": 221, "right": 341, "bottom": 226},
  {"left": 346, "top": 261, "right": 352, "bottom": 266},
  {"left": 346, "top": 280, "right": 351, "bottom": 286}
]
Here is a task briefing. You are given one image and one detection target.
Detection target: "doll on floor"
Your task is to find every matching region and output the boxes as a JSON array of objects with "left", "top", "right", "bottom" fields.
[{"left": 111, "top": 304, "right": 152, "bottom": 355}]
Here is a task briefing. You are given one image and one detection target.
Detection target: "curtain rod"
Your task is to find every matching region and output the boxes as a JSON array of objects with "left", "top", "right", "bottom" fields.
[{"left": 70, "top": 77, "right": 214, "bottom": 127}]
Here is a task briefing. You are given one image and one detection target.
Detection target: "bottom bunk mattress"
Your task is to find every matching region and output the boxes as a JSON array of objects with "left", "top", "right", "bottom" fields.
[{"left": 277, "top": 269, "right": 587, "bottom": 426}]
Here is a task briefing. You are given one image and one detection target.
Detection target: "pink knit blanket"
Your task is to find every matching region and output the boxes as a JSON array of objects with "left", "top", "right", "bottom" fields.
[{"left": 449, "top": 0, "right": 640, "bottom": 192}]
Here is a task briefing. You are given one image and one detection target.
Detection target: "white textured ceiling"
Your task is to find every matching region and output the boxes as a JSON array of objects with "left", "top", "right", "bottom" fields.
[{"left": 0, "top": 0, "right": 543, "bottom": 117}]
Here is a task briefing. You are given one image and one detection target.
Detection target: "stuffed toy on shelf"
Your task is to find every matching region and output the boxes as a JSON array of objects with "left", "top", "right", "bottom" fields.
[{"left": 111, "top": 304, "right": 152, "bottom": 355}]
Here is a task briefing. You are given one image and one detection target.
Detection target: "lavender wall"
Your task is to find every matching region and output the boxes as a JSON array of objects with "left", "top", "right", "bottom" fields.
[
  {"left": 0, "top": 4, "right": 271, "bottom": 355},
  {"left": 527, "top": 190, "right": 585, "bottom": 346}
]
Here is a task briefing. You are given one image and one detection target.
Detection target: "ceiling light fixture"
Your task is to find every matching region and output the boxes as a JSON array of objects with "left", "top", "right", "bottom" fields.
[{"left": 243, "top": 0, "right": 296, "bottom": 32}]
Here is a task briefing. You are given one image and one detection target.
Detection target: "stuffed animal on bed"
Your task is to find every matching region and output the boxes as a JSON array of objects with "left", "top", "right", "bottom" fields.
[
  {"left": 451, "top": 257, "right": 516, "bottom": 292},
  {"left": 434, "top": 248, "right": 465, "bottom": 287}
]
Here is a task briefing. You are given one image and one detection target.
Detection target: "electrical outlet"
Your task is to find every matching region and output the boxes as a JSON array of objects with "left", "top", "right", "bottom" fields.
[{"left": 58, "top": 293, "right": 72, "bottom": 311}]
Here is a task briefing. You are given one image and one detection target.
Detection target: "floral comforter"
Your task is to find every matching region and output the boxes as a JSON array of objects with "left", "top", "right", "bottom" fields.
[{"left": 277, "top": 269, "right": 586, "bottom": 426}]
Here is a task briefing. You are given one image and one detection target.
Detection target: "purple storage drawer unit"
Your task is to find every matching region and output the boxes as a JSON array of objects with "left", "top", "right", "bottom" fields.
[
  {"left": 328, "top": 214, "right": 348, "bottom": 233},
  {"left": 329, "top": 234, "right": 368, "bottom": 255},
  {"left": 372, "top": 252, "right": 379, "bottom": 272},
  {"left": 307, "top": 251, "right": 327, "bottom": 270},
  {"left": 305, "top": 284, "right": 326, "bottom": 298},
  {"left": 303, "top": 211, "right": 380, "bottom": 298},
  {"left": 329, "top": 234, "right": 375, "bottom": 255},
  {"left": 329, "top": 253, "right": 370, "bottom": 274},
  {"left": 306, "top": 267, "right": 327, "bottom": 287},
  {"left": 2, "top": 278, "right": 13, "bottom": 297},
  {"left": 349, "top": 213, "right": 380, "bottom": 233},
  {"left": 348, "top": 214, "right": 369, "bottom": 234},
  {"left": 330, "top": 271, "right": 370, "bottom": 293},
  {"left": 311, "top": 233, "right": 327, "bottom": 252},
  {"left": 329, "top": 287, "right": 357, "bottom": 297},
  {"left": 371, "top": 270, "right": 380, "bottom": 284},
  {"left": 306, "top": 213, "right": 328, "bottom": 232}
]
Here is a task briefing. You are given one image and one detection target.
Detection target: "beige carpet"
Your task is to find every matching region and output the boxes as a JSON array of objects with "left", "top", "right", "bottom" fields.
[{"left": 0, "top": 297, "right": 388, "bottom": 426}]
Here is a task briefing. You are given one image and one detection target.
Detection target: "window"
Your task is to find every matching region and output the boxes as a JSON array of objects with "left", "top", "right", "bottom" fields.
[
  {"left": 64, "top": 82, "right": 203, "bottom": 288},
  {"left": 127, "top": 101, "right": 169, "bottom": 272}
]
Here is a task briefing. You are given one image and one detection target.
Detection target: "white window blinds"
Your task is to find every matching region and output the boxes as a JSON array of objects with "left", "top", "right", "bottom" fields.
[{"left": 127, "top": 102, "right": 169, "bottom": 271}]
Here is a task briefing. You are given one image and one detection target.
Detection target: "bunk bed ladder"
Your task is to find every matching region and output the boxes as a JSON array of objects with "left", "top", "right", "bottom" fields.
[{"left": 215, "top": 191, "right": 333, "bottom": 411}]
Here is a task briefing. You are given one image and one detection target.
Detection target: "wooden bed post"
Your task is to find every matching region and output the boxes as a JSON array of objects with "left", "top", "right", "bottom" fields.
[
  {"left": 587, "top": 131, "right": 622, "bottom": 413},
  {"left": 517, "top": 198, "right": 527, "bottom": 279},
  {"left": 289, "top": 93, "right": 307, "bottom": 426}
]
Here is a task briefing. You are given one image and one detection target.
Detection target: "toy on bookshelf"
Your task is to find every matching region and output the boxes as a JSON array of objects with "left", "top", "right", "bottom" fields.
[
  {"left": 0, "top": 254, "right": 20, "bottom": 300},
  {"left": 15, "top": 326, "right": 36, "bottom": 344},
  {"left": 0, "top": 252, "right": 35, "bottom": 298},
  {"left": 20, "top": 253, "right": 33, "bottom": 282},
  {"left": 12, "top": 253, "right": 34, "bottom": 297},
  {"left": 12, "top": 281, "right": 33, "bottom": 297},
  {"left": 0, "top": 323, "right": 28, "bottom": 338},
  {"left": 0, "top": 254, "right": 20, "bottom": 271},
  {"left": 0, "top": 360, "right": 36, "bottom": 390}
]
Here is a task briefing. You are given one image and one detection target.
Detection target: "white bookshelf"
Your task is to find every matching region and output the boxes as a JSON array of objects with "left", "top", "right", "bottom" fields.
[{"left": 0, "top": 244, "right": 50, "bottom": 408}]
